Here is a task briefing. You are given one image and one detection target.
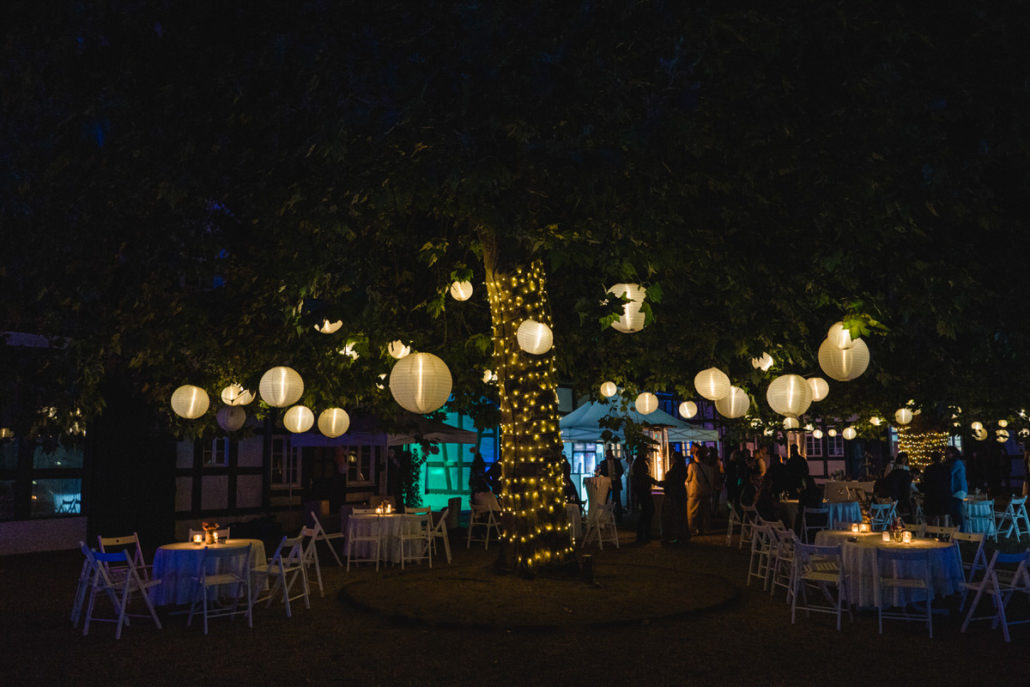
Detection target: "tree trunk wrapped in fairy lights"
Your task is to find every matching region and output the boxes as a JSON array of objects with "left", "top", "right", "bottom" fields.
[{"left": 481, "top": 229, "right": 575, "bottom": 574}]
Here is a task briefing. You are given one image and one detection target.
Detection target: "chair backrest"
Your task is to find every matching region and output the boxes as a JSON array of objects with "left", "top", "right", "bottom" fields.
[
  {"left": 876, "top": 546, "right": 933, "bottom": 584},
  {"left": 922, "top": 525, "right": 959, "bottom": 541},
  {"left": 97, "top": 532, "right": 148, "bottom": 577},
  {"left": 951, "top": 531, "right": 986, "bottom": 575},
  {"left": 474, "top": 491, "right": 502, "bottom": 511},
  {"left": 794, "top": 542, "right": 843, "bottom": 577},
  {"left": 431, "top": 507, "right": 450, "bottom": 535},
  {"left": 267, "top": 534, "right": 305, "bottom": 570}
]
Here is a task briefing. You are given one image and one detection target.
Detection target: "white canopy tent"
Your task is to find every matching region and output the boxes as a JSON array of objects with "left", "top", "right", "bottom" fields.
[{"left": 559, "top": 400, "right": 718, "bottom": 443}]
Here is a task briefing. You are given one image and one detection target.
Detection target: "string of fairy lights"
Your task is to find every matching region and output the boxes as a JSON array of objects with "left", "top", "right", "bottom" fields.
[{"left": 895, "top": 429, "right": 951, "bottom": 471}]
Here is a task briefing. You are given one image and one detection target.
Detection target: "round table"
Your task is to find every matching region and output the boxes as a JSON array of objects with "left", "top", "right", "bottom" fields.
[
  {"left": 348, "top": 513, "right": 426, "bottom": 564},
  {"left": 151, "top": 538, "right": 266, "bottom": 605},
  {"left": 826, "top": 501, "right": 862, "bottom": 529}
]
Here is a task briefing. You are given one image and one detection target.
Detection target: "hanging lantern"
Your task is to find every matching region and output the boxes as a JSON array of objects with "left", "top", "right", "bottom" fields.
[
  {"left": 482, "top": 370, "right": 497, "bottom": 384},
  {"left": 317, "top": 408, "right": 350, "bottom": 438},
  {"left": 171, "top": 385, "right": 209, "bottom": 419},
  {"left": 389, "top": 352, "right": 453, "bottom": 414},
  {"left": 842, "top": 426, "right": 857, "bottom": 440},
  {"left": 387, "top": 340, "right": 411, "bottom": 359},
  {"left": 600, "top": 381, "right": 618, "bottom": 398},
  {"left": 715, "top": 386, "right": 750, "bottom": 419},
  {"left": 516, "top": 319, "right": 553, "bottom": 355},
  {"left": 679, "top": 401, "right": 698, "bottom": 419},
  {"left": 766, "top": 374, "right": 813, "bottom": 417},
  {"left": 970, "top": 421, "right": 984, "bottom": 431},
  {"left": 450, "top": 281, "right": 474, "bottom": 301},
  {"left": 826, "top": 321, "right": 855, "bottom": 350},
  {"left": 376, "top": 373, "right": 388, "bottom": 390},
  {"left": 817, "top": 337, "right": 870, "bottom": 382},
  {"left": 314, "top": 319, "right": 343, "bottom": 334},
  {"left": 694, "top": 367, "right": 731, "bottom": 401},
  {"left": 894, "top": 408, "right": 914, "bottom": 426},
  {"left": 998, "top": 419, "right": 1009, "bottom": 428},
  {"left": 807, "top": 377, "right": 830, "bottom": 402},
  {"left": 750, "top": 352, "right": 774, "bottom": 371},
  {"left": 216, "top": 406, "right": 246, "bottom": 432},
  {"left": 606, "top": 283, "right": 647, "bottom": 333},
  {"left": 996, "top": 429, "right": 1010, "bottom": 444},
  {"left": 973, "top": 427, "right": 988, "bottom": 441},
  {"left": 339, "top": 342, "right": 360, "bottom": 360},
  {"left": 635, "top": 392, "right": 659, "bottom": 415},
  {"left": 283, "top": 405, "right": 314, "bottom": 434},
  {"left": 783, "top": 416, "right": 800, "bottom": 430},
  {"left": 1019, "top": 428, "right": 1030, "bottom": 439},
  {"left": 220, "top": 384, "right": 255, "bottom": 406},
  {"left": 827, "top": 428, "right": 838, "bottom": 437},
  {"left": 812, "top": 428, "right": 824, "bottom": 439},
  {"left": 870, "top": 416, "right": 883, "bottom": 427},
  {"left": 259, "top": 366, "right": 304, "bottom": 408}
]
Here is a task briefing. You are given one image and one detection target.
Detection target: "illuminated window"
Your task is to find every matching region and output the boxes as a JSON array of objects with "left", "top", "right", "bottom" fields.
[
  {"left": 202, "top": 438, "right": 229, "bottom": 466},
  {"left": 270, "top": 437, "right": 299, "bottom": 487},
  {"left": 805, "top": 434, "right": 823, "bottom": 457},
  {"left": 827, "top": 435, "right": 844, "bottom": 458}
]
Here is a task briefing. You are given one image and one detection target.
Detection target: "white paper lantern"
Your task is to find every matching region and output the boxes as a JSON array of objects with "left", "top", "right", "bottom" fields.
[
  {"left": 388, "top": 340, "right": 411, "bottom": 359},
  {"left": 259, "top": 366, "right": 304, "bottom": 408},
  {"left": 216, "top": 406, "right": 246, "bottom": 431},
  {"left": 483, "top": 370, "right": 497, "bottom": 384},
  {"left": 970, "top": 421, "right": 984, "bottom": 431},
  {"left": 220, "top": 384, "right": 255, "bottom": 406},
  {"left": 996, "top": 429, "right": 1010, "bottom": 443},
  {"left": 812, "top": 428, "right": 824, "bottom": 439},
  {"left": 827, "top": 428, "right": 838, "bottom": 437},
  {"left": 679, "top": 401, "right": 698, "bottom": 419},
  {"left": 783, "top": 416, "right": 800, "bottom": 429},
  {"left": 389, "top": 352, "right": 453, "bottom": 414},
  {"left": 694, "top": 367, "right": 731, "bottom": 401},
  {"left": 317, "top": 408, "right": 350, "bottom": 438},
  {"left": 171, "top": 385, "right": 209, "bottom": 419},
  {"left": 516, "top": 319, "right": 553, "bottom": 355},
  {"left": 750, "top": 352, "right": 774, "bottom": 371},
  {"left": 807, "top": 377, "right": 830, "bottom": 402},
  {"left": 827, "top": 321, "right": 855, "bottom": 350},
  {"left": 818, "top": 337, "right": 870, "bottom": 382},
  {"left": 600, "top": 381, "right": 618, "bottom": 398},
  {"left": 870, "top": 416, "right": 883, "bottom": 427},
  {"left": 766, "top": 374, "right": 813, "bottom": 417},
  {"left": 283, "top": 405, "right": 314, "bottom": 434},
  {"left": 606, "top": 283, "right": 647, "bottom": 333},
  {"left": 635, "top": 392, "right": 659, "bottom": 415},
  {"left": 715, "top": 386, "right": 750, "bottom": 419},
  {"left": 973, "top": 427, "right": 988, "bottom": 441},
  {"left": 842, "top": 426, "right": 857, "bottom": 440},
  {"left": 314, "top": 319, "right": 343, "bottom": 334},
  {"left": 450, "top": 281, "right": 474, "bottom": 301},
  {"left": 998, "top": 419, "right": 1009, "bottom": 428},
  {"left": 894, "top": 408, "right": 914, "bottom": 426}
]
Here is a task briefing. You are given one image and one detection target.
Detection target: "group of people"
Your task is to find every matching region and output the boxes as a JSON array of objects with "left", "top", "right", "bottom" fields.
[
  {"left": 916, "top": 446, "right": 968, "bottom": 528},
  {"left": 626, "top": 445, "right": 721, "bottom": 544}
]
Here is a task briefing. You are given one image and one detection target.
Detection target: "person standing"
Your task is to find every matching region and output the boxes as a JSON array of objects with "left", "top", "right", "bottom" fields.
[
  {"left": 921, "top": 451, "right": 950, "bottom": 525},
  {"left": 660, "top": 451, "right": 688, "bottom": 544},
  {"left": 631, "top": 454, "right": 657, "bottom": 543},
  {"left": 598, "top": 447, "right": 625, "bottom": 522},
  {"left": 686, "top": 447, "right": 714, "bottom": 535},
  {"left": 947, "top": 446, "right": 968, "bottom": 530}
]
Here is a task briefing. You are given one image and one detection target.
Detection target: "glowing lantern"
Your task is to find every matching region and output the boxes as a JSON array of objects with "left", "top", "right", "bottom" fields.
[
  {"left": 973, "top": 427, "right": 988, "bottom": 441},
  {"left": 970, "top": 421, "right": 984, "bottom": 431},
  {"left": 842, "top": 426, "right": 857, "bottom": 440},
  {"left": 220, "top": 384, "right": 255, "bottom": 406},
  {"left": 216, "top": 406, "right": 246, "bottom": 432},
  {"left": 314, "top": 319, "right": 343, "bottom": 334},
  {"left": 339, "top": 342, "right": 360, "bottom": 360},
  {"left": 998, "top": 419, "right": 1009, "bottom": 428},
  {"left": 827, "top": 428, "right": 838, "bottom": 438},
  {"left": 283, "top": 405, "right": 314, "bottom": 434},
  {"left": 376, "top": 373, "right": 388, "bottom": 390},
  {"left": 259, "top": 367, "right": 304, "bottom": 408},
  {"left": 783, "top": 416, "right": 800, "bottom": 429},
  {"left": 751, "top": 352, "right": 774, "bottom": 371},
  {"left": 827, "top": 321, "right": 855, "bottom": 350},
  {"left": 807, "top": 377, "right": 830, "bottom": 402},
  {"left": 894, "top": 408, "right": 914, "bottom": 426},
  {"left": 600, "top": 381, "right": 618, "bottom": 398},
  {"left": 694, "top": 367, "right": 731, "bottom": 401},
  {"left": 679, "top": 401, "right": 698, "bottom": 419},
  {"left": 812, "top": 428, "right": 824, "bottom": 439},
  {"left": 716, "top": 386, "right": 750, "bottom": 419},
  {"left": 388, "top": 340, "right": 411, "bottom": 359},
  {"left": 483, "top": 370, "right": 497, "bottom": 384},
  {"left": 606, "top": 283, "right": 647, "bottom": 333},
  {"left": 171, "top": 385, "right": 209, "bottom": 419},
  {"left": 766, "top": 374, "right": 813, "bottom": 417},
  {"left": 635, "top": 392, "right": 659, "bottom": 415},
  {"left": 389, "top": 352, "right": 453, "bottom": 414},
  {"left": 996, "top": 429, "right": 1010, "bottom": 444},
  {"left": 1020, "top": 428, "right": 1030, "bottom": 439},
  {"left": 450, "top": 281, "right": 474, "bottom": 301},
  {"left": 817, "top": 337, "right": 870, "bottom": 382},
  {"left": 870, "top": 416, "right": 883, "bottom": 427},
  {"left": 317, "top": 408, "right": 350, "bottom": 438},
  {"left": 516, "top": 319, "right": 553, "bottom": 355}
]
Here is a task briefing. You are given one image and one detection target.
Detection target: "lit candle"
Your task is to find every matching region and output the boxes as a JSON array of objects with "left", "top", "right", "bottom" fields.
[
  {"left": 859, "top": 523, "right": 870, "bottom": 533},
  {"left": 902, "top": 530, "right": 912, "bottom": 543},
  {"left": 851, "top": 523, "right": 859, "bottom": 533},
  {"left": 193, "top": 534, "right": 203, "bottom": 545},
  {"left": 212, "top": 532, "right": 219, "bottom": 544},
  {"left": 882, "top": 531, "right": 891, "bottom": 542}
]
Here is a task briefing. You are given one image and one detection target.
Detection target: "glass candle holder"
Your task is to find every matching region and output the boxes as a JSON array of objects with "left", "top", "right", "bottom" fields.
[
  {"left": 212, "top": 532, "right": 219, "bottom": 544},
  {"left": 882, "top": 530, "right": 891, "bottom": 542},
  {"left": 859, "top": 523, "right": 870, "bottom": 533},
  {"left": 193, "top": 534, "right": 203, "bottom": 545},
  {"left": 851, "top": 523, "right": 859, "bottom": 533},
  {"left": 902, "top": 530, "right": 912, "bottom": 543}
]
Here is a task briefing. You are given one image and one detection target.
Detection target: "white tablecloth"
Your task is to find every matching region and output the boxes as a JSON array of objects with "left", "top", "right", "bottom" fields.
[
  {"left": 963, "top": 499, "right": 997, "bottom": 536},
  {"left": 566, "top": 503, "right": 583, "bottom": 541},
  {"left": 826, "top": 501, "right": 862, "bottom": 529},
  {"left": 815, "top": 531, "right": 963, "bottom": 607},
  {"left": 824, "top": 481, "right": 875, "bottom": 502},
  {"left": 151, "top": 538, "right": 266, "bottom": 605},
  {"left": 348, "top": 513, "right": 426, "bottom": 564}
]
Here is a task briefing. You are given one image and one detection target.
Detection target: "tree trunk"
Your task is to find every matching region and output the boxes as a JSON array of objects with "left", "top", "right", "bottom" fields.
[{"left": 479, "top": 226, "right": 574, "bottom": 574}]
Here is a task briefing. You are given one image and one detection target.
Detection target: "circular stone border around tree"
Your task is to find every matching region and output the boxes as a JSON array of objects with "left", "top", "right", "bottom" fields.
[{"left": 339, "top": 562, "right": 739, "bottom": 629}]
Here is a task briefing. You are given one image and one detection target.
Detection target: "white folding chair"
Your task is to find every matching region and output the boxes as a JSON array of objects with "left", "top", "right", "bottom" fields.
[
  {"left": 71, "top": 548, "right": 94, "bottom": 628},
  {"left": 920, "top": 524, "right": 959, "bottom": 541},
  {"left": 187, "top": 544, "right": 253, "bottom": 635},
  {"left": 996, "top": 497, "right": 1030, "bottom": 541},
  {"left": 252, "top": 535, "right": 309, "bottom": 617},
  {"left": 963, "top": 499, "right": 997, "bottom": 541},
  {"left": 308, "top": 512, "right": 345, "bottom": 567},
  {"left": 876, "top": 546, "right": 935, "bottom": 638},
  {"left": 398, "top": 512, "right": 433, "bottom": 569},
  {"left": 790, "top": 542, "right": 850, "bottom": 630},
  {"left": 801, "top": 506, "right": 829, "bottom": 543},
  {"left": 429, "top": 507, "right": 453, "bottom": 565},
  {"left": 869, "top": 501, "right": 898, "bottom": 531},
  {"left": 768, "top": 528, "right": 798, "bottom": 600},
  {"left": 581, "top": 503, "right": 619, "bottom": 550},
  {"left": 345, "top": 514, "right": 382, "bottom": 572},
  {"left": 97, "top": 532, "right": 152, "bottom": 583},
  {"left": 81, "top": 543, "right": 163, "bottom": 639},
  {"left": 737, "top": 504, "right": 758, "bottom": 550},
  {"left": 961, "top": 548, "right": 1030, "bottom": 642},
  {"left": 953, "top": 531, "right": 988, "bottom": 611},
  {"left": 467, "top": 502, "right": 502, "bottom": 550},
  {"left": 746, "top": 524, "right": 776, "bottom": 589}
]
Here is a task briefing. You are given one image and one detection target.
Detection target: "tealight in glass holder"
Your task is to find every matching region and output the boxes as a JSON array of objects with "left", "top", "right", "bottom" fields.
[
  {"left": 851, "top": 523, "right": 859, "bottom": 533},
  {"left": 859, "top": 523, "right": 870, "bottom": 533},
  {"left": 902, "top": 530, "right": 912, "bottom": 543},
  {"left": 193, "top": 534, "right": 203, "bottom": 545},
  {"left": 882, "top": 531, "right": 891, "bottom": 542}
]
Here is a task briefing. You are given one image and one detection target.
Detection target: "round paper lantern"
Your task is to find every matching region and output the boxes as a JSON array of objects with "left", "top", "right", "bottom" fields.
[
  {"left": 807, "top": 377, "right": 830, "bottom": 402},
  {"left": 998, "top": 419, "right": 1009, "bottom": 428},
  {"left": 827, "top": 321, "right": 855, "bottom": 350},
  {"left": 996, "top": 429, "right": 1010, "bottom": 444},
  {"left": 317, "top": 408, "right": 350, "bottom": 438},
  {"left": 827, "top": 428, "right": 838, "bottom": 437},
  {"left": 600, "top": 381, "right": 618, "bottom": 398},
  {"left": 715, "top": 386, "right": 750, "bottom": 419},
  {"left": 870, "top": 416, "right": 883, "bottom": 427},
  {"left": 389, "top": 352, "right": 453, "bottom": 414},
  {"left": 894, "top": 408, "right": 914, "bottom": 426},
  {"left": 818, "top": 337, "right": 870, "bottom": 382},
  {"left": 259, "top": 366, "right": 304, "bottom": 408},
  {"left": 973, "top": 427, "right": 988, "bottom": 441},
  {"left": 516, "top": 319, "right": 553, "bottom": 355},
  {"left": 450, "top": 281, "right": 474, "bottom": 301},
  {"left": 679, "top": 401, "right": 698, "bottom": 419},
  {"left": 387, "top": 340, "right": 411, "bottom": 359},
  {"left": 970, "top": 421, "right": 984, "bottom": 432},
  {"left": 314, "top": 319, "right": 342, "bottom": 334},
  {"left": 216, "top": 406, "right": 246, "bottom": 432},
  {"left": 1019, "top": 428, "right": 1029, "bottom": 439},
  {"left": 694, "top": 367, "right": 731, "bottom": 401},
  {"left": 220, "top": 383, "right": 255, "bottom": 406},
  {"left": 842, "top": 426, "right": 857, "bottom": 440},
  {"left": 766, "top": 374, "right": 813, "bottom": 417},
  {"left": 750, "top": 352, "right": 774, "bottom": 371},
  {"left": 812, "top": 428, "right": 824, "bottom": 439},
  {"left": 635, "top": 392, "right": 659, "bottom": 415},
  {"left": 171, "top": 385, "right": 209, "bottom": 419},
  {"left": 606, "top": 283, "right": 647, "bottom": 333},
  {"left": 283, "top": 405, "right": 314, "bottom": 434},
  {"left": 783, "top": 416, "right": 800, "bottom": 429},
  {"left": 482, "top": 369, "right": 497, "bottom": 384}
]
